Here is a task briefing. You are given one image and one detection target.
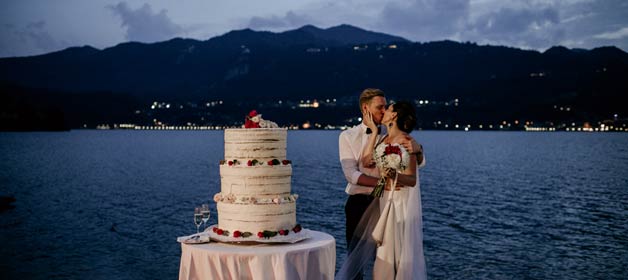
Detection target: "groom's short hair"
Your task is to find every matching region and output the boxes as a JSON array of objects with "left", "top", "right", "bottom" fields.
[{"left": 359, "top": 88, "right": 385, "bottom": 109}]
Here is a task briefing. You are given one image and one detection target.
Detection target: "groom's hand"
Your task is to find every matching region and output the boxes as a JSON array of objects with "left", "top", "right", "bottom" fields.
[
  {"left": 400, "top": 135, "right": 424, "bottom": 165},
  {"left": 400, "top": 136, "right": 422, "bottom": 154}
]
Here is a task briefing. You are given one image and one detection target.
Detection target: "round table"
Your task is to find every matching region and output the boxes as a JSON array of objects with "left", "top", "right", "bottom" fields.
[{"left": 179, "top": 230, "right": 336, "bottom": 280}]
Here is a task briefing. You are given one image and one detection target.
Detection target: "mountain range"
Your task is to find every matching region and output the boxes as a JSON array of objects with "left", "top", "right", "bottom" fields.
[{"left": 1, "top": 24, "right": 627, "bottom": 130}]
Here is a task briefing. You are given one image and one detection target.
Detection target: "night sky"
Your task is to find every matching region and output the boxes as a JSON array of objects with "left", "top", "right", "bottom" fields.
[{"left": 1, "top": 0, "right": 627, "bottom": 58}]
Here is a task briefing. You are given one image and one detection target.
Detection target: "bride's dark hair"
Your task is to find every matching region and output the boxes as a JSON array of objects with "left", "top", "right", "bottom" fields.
[{"left": 392, "top": 101, "right": 417, "bottom": 133}]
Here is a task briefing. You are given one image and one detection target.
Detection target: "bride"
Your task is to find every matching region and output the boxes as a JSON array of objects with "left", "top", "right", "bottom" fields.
[{"left": 337, "top": 101, "right": 427, "bottom": 280}]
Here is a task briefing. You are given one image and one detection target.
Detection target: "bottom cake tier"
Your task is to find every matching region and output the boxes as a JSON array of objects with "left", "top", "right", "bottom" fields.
[{"left": 216, "top": 200, "right": 296, "bottom": 236}]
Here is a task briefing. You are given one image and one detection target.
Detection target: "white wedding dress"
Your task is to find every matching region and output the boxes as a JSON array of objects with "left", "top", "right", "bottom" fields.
[
  {"left": 337, "top": 143, "right": 427, "bottom": 280},
  {"left": 372, "top": 186, "right": 425, "bottom": 279}
]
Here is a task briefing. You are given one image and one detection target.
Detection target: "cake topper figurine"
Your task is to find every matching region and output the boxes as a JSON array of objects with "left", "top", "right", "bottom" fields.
[{"left": 244, "top": 110, "right": 278, "bottom": 128}]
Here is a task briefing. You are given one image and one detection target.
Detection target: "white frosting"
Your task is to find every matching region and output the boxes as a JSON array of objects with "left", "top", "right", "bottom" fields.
[
  {"left": 220, "top": 165, "right": 292, "bottom": 198},
  {"left": 217, "top": 202, "right": 296, "bottom": 233},
  {"left": 224, "top": 128, "right": 287, "bottom": 161},
  {"left": 215, "top": 128, "right": 298, "bottom": 235}
]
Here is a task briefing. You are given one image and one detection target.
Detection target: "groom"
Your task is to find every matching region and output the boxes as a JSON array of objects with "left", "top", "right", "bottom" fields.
[
  {"left": 339, "top": 88, "right": 388, "bottom": 253},
  {"left": 339, "top": 88, "right": 425, "bottom": 253}
]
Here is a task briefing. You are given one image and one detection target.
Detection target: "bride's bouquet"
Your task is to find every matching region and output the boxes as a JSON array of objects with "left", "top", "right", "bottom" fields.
[{"left": 371, "top": 143, "right": 410, "bottom": 197}]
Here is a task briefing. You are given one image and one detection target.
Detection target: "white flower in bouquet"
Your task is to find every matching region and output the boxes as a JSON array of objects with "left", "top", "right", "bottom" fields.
[
  {"left": 374, "top": 143, "right": 410, "bottom": 172},
  {"left": 371, "top": 143, "right": 410, "bottom": 197}
]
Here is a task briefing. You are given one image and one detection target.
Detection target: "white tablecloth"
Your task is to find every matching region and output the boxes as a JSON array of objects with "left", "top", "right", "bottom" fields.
[{"left": 179, "top": 230, "right": 336, "bottom": 280}]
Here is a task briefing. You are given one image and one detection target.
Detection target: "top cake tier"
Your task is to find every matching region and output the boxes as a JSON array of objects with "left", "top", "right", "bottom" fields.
[{"left": 224, "top": 128, "right": 288, "bottom": 161}]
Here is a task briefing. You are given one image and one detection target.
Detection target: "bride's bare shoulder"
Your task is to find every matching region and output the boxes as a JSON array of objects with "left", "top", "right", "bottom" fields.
[{"left": 392, "top": 133, "right": 413, "bottom": 143}]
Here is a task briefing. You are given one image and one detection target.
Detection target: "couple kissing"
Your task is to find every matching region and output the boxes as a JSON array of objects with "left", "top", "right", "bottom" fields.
[{"left": 338, "top": 88, "right": 427, "bottom": 280}]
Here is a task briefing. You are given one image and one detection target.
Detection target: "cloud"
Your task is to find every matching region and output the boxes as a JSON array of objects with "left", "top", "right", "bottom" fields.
[
  {"left": 379, "top": 0, "right": 470, "bottom": 41},
  {"left": 372, "top": 0, "right": 566, "bottom": 49},
  {"left": 25, "top": 20, "right": 63, "bottom": 51},
  {"left": 471, "top": 7, "right": 559, "bottom": 36},
  {"left": 555, "top": 0, "right": 628, "bottom": 50},
  {"left": 593, "top": 26, "right": 628, "bottom": 40},
  {"left": 464, "top": 5, "right": 564, "bottom": 49},
  {"left": 108, "top": 2, "right": 183, "bottom": 42},
  {"left": 0, "top": 20, "right": 67, "bottom": 57},
  {"left": 373, "top": 0, "right": 626, "bottom": 51},
  {"left": 247, "top": 11, "right": 317, "bottom": 31},
  {"left": 103, "top": 0, "right": 628, "bottom": 52},
  {"left": 242, "top": 1, "right": 382, "bottom": 33}
]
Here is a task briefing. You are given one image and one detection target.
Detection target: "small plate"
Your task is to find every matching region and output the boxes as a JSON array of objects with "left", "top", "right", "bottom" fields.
[{"left": 177, "top": 233, "right": 211, "bottom": 244}]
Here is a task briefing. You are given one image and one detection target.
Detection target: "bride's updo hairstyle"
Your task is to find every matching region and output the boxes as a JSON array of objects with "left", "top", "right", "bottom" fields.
[{"left": 392, "top": 101, "right": 417, "bottom": 133}]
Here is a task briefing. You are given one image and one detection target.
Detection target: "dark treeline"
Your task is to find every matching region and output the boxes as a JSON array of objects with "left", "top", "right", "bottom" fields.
[{"left": 1, "top": 25, "right": 627, "bottom": 130}]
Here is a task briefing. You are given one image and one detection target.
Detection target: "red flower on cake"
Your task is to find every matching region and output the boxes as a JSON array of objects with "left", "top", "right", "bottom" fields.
[
  {"left": 212, "top": 227, "right": 218, "bottom": 233},
  {"left": 228, "top": 161, "right": 233, "bottom": 166},
  {"left": 247, "top": 160, "right": 253, "bottom": 166},
  {"left": 267, "top": 160, "right": 274, "bottom": 166},
  {"left": 282, "top": 160, "right": 291, "bottom": 165},
  {"left": 216, "top": 229, "right": 224, "bottom": 235},
  {"left": 245, "top": 110, "right": 261, "bottom": 128},
  {"left": 292, "top": 224, "right": 302, "bottom": 233},
  {"left": 257, "top": 232, "right": 264, "bottom": 238},
  {"left": 233, "top": 230, "right": 242, "bottom": 238}
]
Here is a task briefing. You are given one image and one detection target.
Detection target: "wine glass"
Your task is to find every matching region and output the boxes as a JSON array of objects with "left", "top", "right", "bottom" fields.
[
  {"left": 194, "top": 207, "right": 203, "bottom": 234},
  {"left": 201, "top": 204, "right": 210, "bottom": 230}
]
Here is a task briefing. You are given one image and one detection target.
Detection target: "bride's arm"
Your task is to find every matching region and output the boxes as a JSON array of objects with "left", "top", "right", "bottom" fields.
[
  {"left": 399, "top": 135, "right": 424, "bottom": 167},
  {"left": 394, "top": 154, "right": 417, "bottom": 187}
]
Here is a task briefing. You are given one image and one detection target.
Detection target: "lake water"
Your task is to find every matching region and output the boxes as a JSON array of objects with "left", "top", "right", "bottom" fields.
[{"left": 1, "top": 130, "right": 627, "bottom": 279}]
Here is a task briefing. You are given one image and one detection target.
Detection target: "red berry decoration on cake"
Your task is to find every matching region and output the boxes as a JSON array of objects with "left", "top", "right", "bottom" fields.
[{"left": 292, "top": 224, "right": 302, "bottom": 233}]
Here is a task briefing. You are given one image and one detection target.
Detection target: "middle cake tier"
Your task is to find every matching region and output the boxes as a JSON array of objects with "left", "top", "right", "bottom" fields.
[{"left": 219, "top": 164, "right": 292, "bottom": 197}]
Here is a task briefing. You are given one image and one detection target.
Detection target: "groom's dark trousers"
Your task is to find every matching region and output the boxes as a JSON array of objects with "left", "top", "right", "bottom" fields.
[
  {"left": 345, "top": 194, "right": 374, "bottom": 250},
  {"left": 345, "top": 194, "right": 374, "bottom": 280}
]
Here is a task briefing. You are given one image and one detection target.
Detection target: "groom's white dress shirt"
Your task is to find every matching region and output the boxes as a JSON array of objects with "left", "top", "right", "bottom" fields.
[{"left": 339, "top": 123, "right": 385, "bottom": 195}]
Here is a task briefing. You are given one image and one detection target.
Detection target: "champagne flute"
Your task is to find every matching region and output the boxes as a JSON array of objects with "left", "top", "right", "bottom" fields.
[
  {"left": 194, "top": 207, "right": 203, "bottom": 234},
  {"left": 201, "top": 204, "right": 210, "bottom": 230}
]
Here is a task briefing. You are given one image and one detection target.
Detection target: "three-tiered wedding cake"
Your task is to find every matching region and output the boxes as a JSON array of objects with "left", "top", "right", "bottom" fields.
[{"left": 211, "top": 128, "right": 302, "bottom": 240}]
